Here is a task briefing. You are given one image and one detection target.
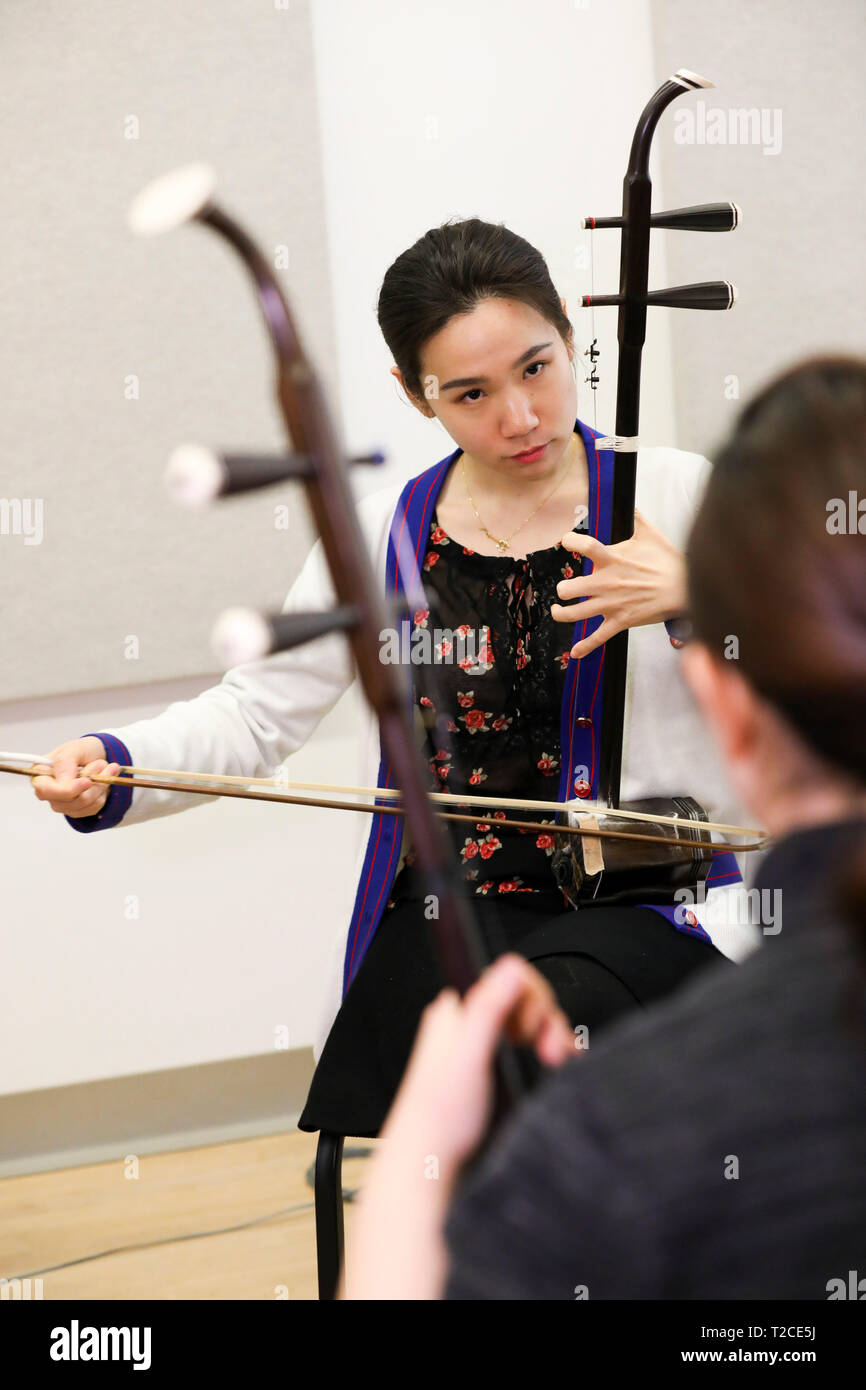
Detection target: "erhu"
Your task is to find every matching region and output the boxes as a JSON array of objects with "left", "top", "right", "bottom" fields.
[{"left": 550, "top": 68, "right": 742, "bottom": 909}]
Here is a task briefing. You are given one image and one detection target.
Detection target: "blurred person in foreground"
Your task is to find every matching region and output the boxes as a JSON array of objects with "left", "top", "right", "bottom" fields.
[{"left": 342, "top": 354, "right": 866, "bottom": 1300}]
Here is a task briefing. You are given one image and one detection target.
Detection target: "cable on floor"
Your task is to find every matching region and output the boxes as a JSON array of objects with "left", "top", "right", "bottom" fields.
[{"left": 8, "top": 1144, "right": 375, "bottom": 1280}]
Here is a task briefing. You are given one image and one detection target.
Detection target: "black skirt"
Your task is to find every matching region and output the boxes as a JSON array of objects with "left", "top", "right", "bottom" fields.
[{"left": 298, "top": 864, "right": 733, "bottom": 1139}]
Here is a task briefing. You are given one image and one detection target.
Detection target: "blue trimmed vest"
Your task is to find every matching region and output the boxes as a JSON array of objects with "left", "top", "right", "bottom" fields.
[{"left": 342, "top": 419, "right": 742, "bottom": 996}]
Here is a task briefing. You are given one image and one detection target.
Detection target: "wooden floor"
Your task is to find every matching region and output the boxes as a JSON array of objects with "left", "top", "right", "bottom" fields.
[{"left": 0, "top": 1131, "right": 378, "bottom": 1300}]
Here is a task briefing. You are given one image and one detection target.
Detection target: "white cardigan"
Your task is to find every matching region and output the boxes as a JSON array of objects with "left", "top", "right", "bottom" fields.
[{"left": 83, "top": 444, "right": 760, "bottom": 1061}]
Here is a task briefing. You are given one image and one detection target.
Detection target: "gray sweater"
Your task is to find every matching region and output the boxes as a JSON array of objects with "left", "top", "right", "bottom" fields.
[{"left": 443, "top": 816, "right": 866, "bottom": 1299}]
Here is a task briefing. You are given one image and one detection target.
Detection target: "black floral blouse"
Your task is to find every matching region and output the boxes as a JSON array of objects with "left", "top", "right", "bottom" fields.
[{"left": 391, "top": 506, "right": 590, "bottom": 902}]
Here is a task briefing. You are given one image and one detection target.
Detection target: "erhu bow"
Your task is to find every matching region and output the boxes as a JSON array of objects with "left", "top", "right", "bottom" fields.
[
  {"left": 1, "top": 752, "right": 767, "bottom": 853},
  {"left": 550, "top": 68, "right": 741, "bottom": 908}
]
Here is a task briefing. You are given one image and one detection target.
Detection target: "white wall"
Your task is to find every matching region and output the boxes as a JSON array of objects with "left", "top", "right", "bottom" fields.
[
  {"left": 311, "top": 0, "right": 678, "bottom": 484},
  {"left": 650, "top": 0, "right": 866, "bottom": 457},
  {"left": 0, "top": 0, "right": 335, "bottom": 702}
]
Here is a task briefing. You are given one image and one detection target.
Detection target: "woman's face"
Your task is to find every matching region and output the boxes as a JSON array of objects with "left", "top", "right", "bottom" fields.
[{"left": 396, "top": 296, "right": 578, "bottom": 483}]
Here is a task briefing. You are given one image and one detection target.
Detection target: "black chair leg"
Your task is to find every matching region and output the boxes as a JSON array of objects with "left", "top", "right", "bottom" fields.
[{"left": 314, "top": 1130, "right": 345, "bottom": 1300}]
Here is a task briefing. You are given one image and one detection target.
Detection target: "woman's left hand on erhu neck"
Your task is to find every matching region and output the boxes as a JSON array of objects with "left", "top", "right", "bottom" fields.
[{"left": 551, "top": 507, "right": 688, "bottom": 660}]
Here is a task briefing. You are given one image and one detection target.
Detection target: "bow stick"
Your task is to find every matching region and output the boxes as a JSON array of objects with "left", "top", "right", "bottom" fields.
[
  {"left": 3, "top": 752, "right": 768, "bottom": 848},
  {"left": 4, "top": 758, "right": 768, "bottom": 854}
]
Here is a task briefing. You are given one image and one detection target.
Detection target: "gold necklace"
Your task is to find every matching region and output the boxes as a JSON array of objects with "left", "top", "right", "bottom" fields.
[{"left": 461, "top": 443, "right": 576, "bottom": 555}]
